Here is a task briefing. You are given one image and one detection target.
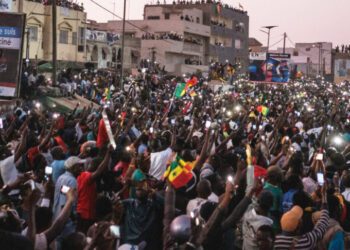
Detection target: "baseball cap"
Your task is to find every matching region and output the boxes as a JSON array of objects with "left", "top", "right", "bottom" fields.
[
  {"left": 64, "top": 156, "right": 85, "bottom": 170},
  {"left": 280, "top": 205, "right": 303, "bottom": 232}
]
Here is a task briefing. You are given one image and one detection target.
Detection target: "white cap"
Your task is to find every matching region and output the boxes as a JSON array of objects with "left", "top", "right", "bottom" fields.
[{"left": 64, "top": 156, "right": 85, "bottom": 170}]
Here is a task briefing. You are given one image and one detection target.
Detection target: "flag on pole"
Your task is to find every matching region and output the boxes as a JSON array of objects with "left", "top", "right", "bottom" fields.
[
  {"left": 163, "top": 156, "right": 195, "bottom": 189},
  {"left": 183, "top": 101, "right": 192, "bottom": 115},
  {"left": 239, "top": 3, "right": 244, "bottom": 9},
  {"left": 175, "top": 83, "right": 186, "bottom": 98},
  {"left": 183, "top": 76, "right": 197, "bottom": 95},
  {"left": 120, "top": 112, "right": 127, "bottom": 126},
  {"left": 257, "top": 106, "right": 269, "bottom": 116},
  {"left": 189, "top": 90, "right": 197, "bottom": 97},
  {"left": 216, "top": 3, "right": 222, "bottom": 15}
]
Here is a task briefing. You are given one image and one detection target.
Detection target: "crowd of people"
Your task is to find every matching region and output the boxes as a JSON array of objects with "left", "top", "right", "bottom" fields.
[
  {"left": 141, "top": 33, "right": 202, "bottom": 46},
  {"left": 27, "top": 0, "right": 84, "bottom": 11},
  {"left": 168, "top": 0, "right": 247, "bottom": 14},
  {"left": 335, "top": 45, "right": 350, "bottom": 54},
  {"left": 1, "top": 70, "right": 350, "bottom": 250}
]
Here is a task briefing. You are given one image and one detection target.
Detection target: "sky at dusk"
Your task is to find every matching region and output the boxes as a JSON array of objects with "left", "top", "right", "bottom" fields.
[{"left": 83, "top": 0, "right": 349, "bottom": 49}]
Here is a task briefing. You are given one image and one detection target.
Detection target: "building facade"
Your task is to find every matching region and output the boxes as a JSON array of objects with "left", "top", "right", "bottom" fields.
[
  {"left": 94, "top": 2, "right": 249, "bottom": 75},
  {"left": 11, "top": 0, "right": 87, "bottom": 69},
  {"left": 86, "top": 21, "right": 141, "bottom": 72},
  {"left": 271, "top": 42, "right": 332, "bottom": 78}
]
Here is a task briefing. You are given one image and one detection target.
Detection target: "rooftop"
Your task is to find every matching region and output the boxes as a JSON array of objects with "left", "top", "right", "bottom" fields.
[
  {"left": 249, "top": 38, "right": 262, "bottom": 47},
  {"left": 145, "top": 1, "right": 248, "bottom": 15}
]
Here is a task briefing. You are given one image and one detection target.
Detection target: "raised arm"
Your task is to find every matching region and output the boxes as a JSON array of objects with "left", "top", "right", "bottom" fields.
[
  {"left": 38, "top": 122, "right": 55, "bottom": 151},
  {"left": 44, "top": 188, "right": 77, "bottom": 244},
  {"left": 90, "top": 145, "right": 113, "bottom": 182},
  {"left": 14, "top": 127, "right": 28, "bottom": 162}
]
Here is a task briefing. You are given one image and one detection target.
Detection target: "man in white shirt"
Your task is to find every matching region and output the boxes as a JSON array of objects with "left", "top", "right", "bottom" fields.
[{"left": 149, "top": 131, "right": 175, "bottom": 180}]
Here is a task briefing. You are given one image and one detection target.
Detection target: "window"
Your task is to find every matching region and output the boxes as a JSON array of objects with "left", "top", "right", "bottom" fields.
[
  {"left": 293, "top": 51, "right": 299, "bottom": 56},
  {"left": 235, "top": 39, "right": 241, "bottom": 49},
  {"left": 72, "top": 32, "right": 77, "bottom": 45},
  {"left": 78, "top": 27, "right": 85, "bottom": 52},
  {"left": 306, "top": 48, "right": 311, "bottom": 51},
  {"left": 147, "top": 16, "right": 160, "bottom": 20},
  {"left": 78, "top": 27, "right": 85, "bottom": 45},
  {"left": 165, "top": 13, "right": 170, "bottom": 19},
  {"left": 28, "top": 26, "right": 38, "bottom": 41},
  {"left": 59, "top": 30, "right": 68, "bottom": 44},
  {"left": 102, "top": 49, "right": 106, "bottom": 60},
  {"left": 196, "top": 17, "right": 200, "bottom": 23}
]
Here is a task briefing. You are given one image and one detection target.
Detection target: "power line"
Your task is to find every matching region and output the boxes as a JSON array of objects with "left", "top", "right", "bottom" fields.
[{"left": 269, "top": 37, "right": 284, "bottom": 48}]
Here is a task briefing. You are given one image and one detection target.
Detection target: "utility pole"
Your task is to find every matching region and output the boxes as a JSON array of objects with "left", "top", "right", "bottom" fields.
[
  {"left": 52, "top": 0, "right": 57, "bottom": 86},
  {"left": 120, "top": 0, "right": 127, "bottom": 90},
  {"left": 283, "top": 32, "right": 286, "bottom": 54},
  {"left": 26, "top": 28, "right": 30, "bottom": 68}
]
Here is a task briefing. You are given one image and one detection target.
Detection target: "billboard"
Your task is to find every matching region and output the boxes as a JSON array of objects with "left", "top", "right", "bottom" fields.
[
  {"left": 249, "top": 52, "right": 290, "bottom": 83},
  {"left": 0, "top": 0, "right": 12, "bottom": 12},
  {"left": 0, "top": 13, "right": 25, "bottom": 97}
]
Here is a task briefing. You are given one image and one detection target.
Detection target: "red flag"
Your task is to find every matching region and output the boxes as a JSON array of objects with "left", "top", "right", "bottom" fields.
[
  {"left": 120, "top": 112, "right": 127, "bottom": 126},
  {"left": 183, "top": 102, "right": 192, "bottom": 115},
  {"left": 184, "top": 76, "right": 197, "bottom": 93},
  {"left": 97, "top": 119, "right": 108, "bottom": 148}
]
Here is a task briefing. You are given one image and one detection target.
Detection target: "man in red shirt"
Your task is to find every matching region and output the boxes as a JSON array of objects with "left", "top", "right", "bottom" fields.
[{"left": 76, "top": 145, "right": 113, "bottom": 233}]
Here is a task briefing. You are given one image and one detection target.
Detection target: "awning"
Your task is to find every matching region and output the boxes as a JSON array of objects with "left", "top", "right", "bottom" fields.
[
  {"left": 102, "top": 47, "right": 111, "bottom": 55},
  {"left": 131, "top": 50, "right": 140, "bottom": 57}
]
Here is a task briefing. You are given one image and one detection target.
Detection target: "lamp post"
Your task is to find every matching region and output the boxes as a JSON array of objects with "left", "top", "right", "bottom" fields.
[
  {"left": 260, "top": 26, "right": 278, "bottom": 82},
  {"left": 261, "top": 26, "right": 278, "bottom": 53}
]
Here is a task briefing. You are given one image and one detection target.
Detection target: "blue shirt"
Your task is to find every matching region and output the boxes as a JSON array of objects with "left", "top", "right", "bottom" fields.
[
  {"left": 51, "top": 160, "right": 66, "bottom": 184},
  {"left": 53, "top": 171, "right": 77, "bottom": 219},
  {"left": 281, "top": 189, "right": 297, "bottom": 214}
]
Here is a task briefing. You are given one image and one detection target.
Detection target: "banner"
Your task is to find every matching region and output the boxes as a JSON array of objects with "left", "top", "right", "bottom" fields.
[
  {"left": 249, "top": 52, "right": 290, "bottom": 83},
  {"left": 0, "top": 0, "right": 12, "bottom": 12},
  {"left": 0, "top": 13, "right": 25, "bottom": 97}
]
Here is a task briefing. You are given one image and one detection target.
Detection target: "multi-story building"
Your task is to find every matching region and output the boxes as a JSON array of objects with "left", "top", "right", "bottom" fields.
[
  {"left": 86, "top": 20, "right": 141, "bottom": 72},
  {"left": 271, "top": 42, "right": 332, "bottom": 78},
  {"left": 96, "top": 5, "right": 210, "bottom": 75},
  {"left": 94, "top": 1, "right": 249, "bottom": 75},
  {"left": 10, "top": 0, "right": 87, "bottom": 69}
]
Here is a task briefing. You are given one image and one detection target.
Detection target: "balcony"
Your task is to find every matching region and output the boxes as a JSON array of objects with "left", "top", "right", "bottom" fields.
[{"left": 141, "top": 39, "right": 203, "bottom": 56}]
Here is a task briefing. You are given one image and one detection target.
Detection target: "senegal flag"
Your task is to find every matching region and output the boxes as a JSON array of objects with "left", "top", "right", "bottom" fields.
[
  {"left": 216, "top": 3, "right": 222, "bottom": 15},
  {"left": 163, "top": 156, "right": 194, "bottom": 189},
  {"left": 257, "top": 106, "right": 269, "bottom": 116},
  {"left": 175, "top": 83, "right": 186, "bottom": 98}
]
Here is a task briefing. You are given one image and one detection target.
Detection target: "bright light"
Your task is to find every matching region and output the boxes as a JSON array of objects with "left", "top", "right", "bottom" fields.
[
  {"left": 53, "top": 104, "right": 56, "bottom": 108},
  {"left": 333, "top": 136, "right": 343, "bottom": 145},
  {"left": 53, "top": 113, "right": 59, "bottom": 119},
  {"left": 35, "top": 102, "right": 41, "bottom": 109},
  {"left": 226, "top": 111, "right": 232, "bottom": 116},
  {"left": 235, "top": 106, "right": 241, "bottom": 112}
]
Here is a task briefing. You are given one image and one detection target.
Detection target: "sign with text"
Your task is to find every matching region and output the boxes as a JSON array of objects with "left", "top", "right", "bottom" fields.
[
  {"left": 0, "top": 0, "right": 12, "bottom": 12},
  {"left": 0, "top": 13, "right": 25, "bottom": 97},
  {"left": 249, "top": 52, "right": 290, "bottom": 84}
]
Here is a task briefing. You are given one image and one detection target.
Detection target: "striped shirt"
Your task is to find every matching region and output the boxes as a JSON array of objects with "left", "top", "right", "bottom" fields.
[{"left": 274, "top": 207, "right": 329, "bottom": 250}]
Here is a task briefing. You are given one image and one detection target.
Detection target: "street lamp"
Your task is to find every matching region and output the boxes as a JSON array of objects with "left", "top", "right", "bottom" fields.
[
  {"left": 260, "top": 26, "right": 277, "bottom": 82},
  {"left": 260, "top": 26, "right": 278, "bottom": 53}
]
